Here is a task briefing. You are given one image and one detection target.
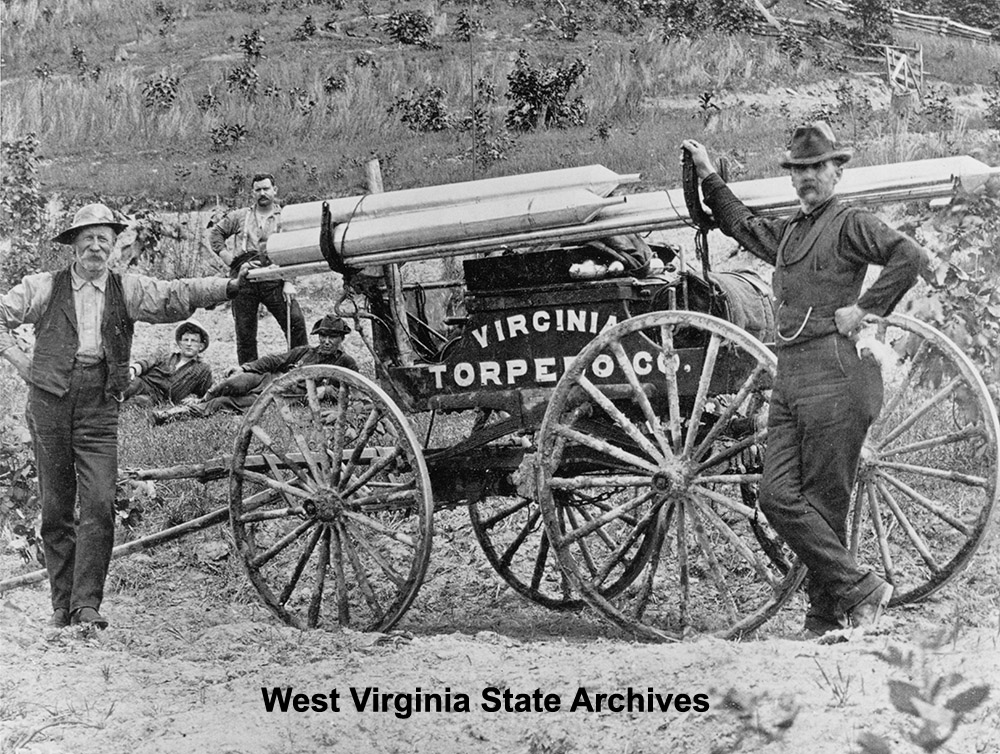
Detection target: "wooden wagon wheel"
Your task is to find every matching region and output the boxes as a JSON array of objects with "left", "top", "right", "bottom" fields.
[
  {"left": 230, "top": 365, "right": 434, "bottom": 631},
  {"left": 850, "top": 314, "right": 999, "bottom": 605},
  {"left": 536, "top": 310, "right": 805, "bottom": 641},
  {"left": 469, "top": 439, "right": 660, "bottom": 611}
]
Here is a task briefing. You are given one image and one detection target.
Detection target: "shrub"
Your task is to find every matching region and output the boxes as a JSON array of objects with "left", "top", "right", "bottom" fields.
[
  {"left": 505, "top": 51, "right": 588, "bottom": 131},
  {"left": 846, "top": 0, "right": 894, "bottom": 46},
  {"left": 142, "top": 73, "right": 180, "bottom": 111},
  {"left": 226, "top": 63, "right": 259, "bottom": 99},
  {"left": 240, "top": 28, "right": 267, "bottom": 60},
  {"left": 391, "top": 87, "right": 454, "bottom": 132},
  {"left": 454, "top": 10, "right": 483, "bottom": 41},
  {"left": 210, "top": 122, "right": 249, "bottom": 151},
  {"left": 292, "top": 15, "right": 318, "bottom": 41},
  {"left": 384, "top": 10, "right": 434, "bottom": 46},
  {"left": 0, "top": 134, "right": 48, "bottom": 288},
  {"left": 985, "top": 67, "right": 1000, "bottom": 130}
]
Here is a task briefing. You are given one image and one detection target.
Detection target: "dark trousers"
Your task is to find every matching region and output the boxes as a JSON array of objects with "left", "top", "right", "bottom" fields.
[
  {"left": 29, "top": 363, "right": 118, "bottom": 614},
  {"left": 232, "top": 280, "right": 307, "bottom": 364},
  {"left": 761, "top": 334, "right": 885, "bottom": 621}
]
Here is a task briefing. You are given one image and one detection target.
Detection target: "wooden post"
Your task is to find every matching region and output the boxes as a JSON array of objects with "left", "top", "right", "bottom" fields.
[{"left": 367, "top": 158, "right": 416, "bottom": 367}]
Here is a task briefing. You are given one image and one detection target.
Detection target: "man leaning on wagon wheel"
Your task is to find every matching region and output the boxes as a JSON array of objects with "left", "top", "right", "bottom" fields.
[
  {"left": 0, "top": 203, "right": 251, "bottom": 631},
  {"left": 681, "top": 122, "right": 930, "bottom": 638}
]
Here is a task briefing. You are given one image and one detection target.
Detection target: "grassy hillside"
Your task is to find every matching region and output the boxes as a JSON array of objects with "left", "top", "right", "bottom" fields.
[{"left": 2, "top": 0, "right": 998, "bottom": 207}]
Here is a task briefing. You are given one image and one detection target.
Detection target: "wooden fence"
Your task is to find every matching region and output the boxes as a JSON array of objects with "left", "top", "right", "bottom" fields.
[{"left": 803, "top": 0, "right": 995, "bottom": 44}]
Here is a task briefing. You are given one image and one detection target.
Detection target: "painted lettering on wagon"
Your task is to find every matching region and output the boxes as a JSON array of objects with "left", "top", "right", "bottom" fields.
[
  {"left": 470, "top": 309, "right": 621, "bottom": 348},
  {"left": 425, "top": 349, "right": 679, "bottom": 390}
]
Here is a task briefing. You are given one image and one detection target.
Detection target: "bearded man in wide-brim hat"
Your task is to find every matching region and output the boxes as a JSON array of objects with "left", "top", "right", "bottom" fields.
[
  {"left": 0, "top": 202, "right": 250, "bottom": 630},
  {"left": 681, "top": 123, "right": 929, "bottom": 638}
]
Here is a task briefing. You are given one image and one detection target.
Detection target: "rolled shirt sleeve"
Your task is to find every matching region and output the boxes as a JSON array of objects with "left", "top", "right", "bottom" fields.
[{"left": 122, "top": 274, "right": 230, "bottom": 323}]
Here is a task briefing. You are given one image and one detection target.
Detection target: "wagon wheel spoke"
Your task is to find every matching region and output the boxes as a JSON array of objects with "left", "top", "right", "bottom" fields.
[
  {"left": 272, "top": 393, "right": 328, "bottom": 486},
  {"left": 479, "top": 497, "right": 531, "bottom": 530},
  {"left": 626, "top": 503, "right": 672, "bottom": 621},
  {"left": 238, "top": 469, "right": 314, "bottom": 501},
  {"left": 695, "top": 431, "right": 766, "bottom": 474},
  {"left": 864, "top": 479, "right": 896, "bottom": 584},
  {"left": 234, "top": 489, "right": 289, "bottom": 523},
  {"left": 340, "top": 406, "right": 386, "bottom": 486},
  {"left": 848, "top": 482, "right": 865, "bottom": 559},
  {"left": 879, "top": 426, "right": 984, "bottom": 460},
  {"left": 689, "top": 482, "right": 756, "bottom": 520},
  {"left": 551, "top": 425, "right": 659, "bottom": 474},
  {"left": 576, "top": 374, "right": 663, "bottom": 465},
  {"left": 303, "top": 377, "right": 332, "bottom": 481},
  {"left": 873, "top": 460, "right": 988, "bottom": 488},
  {"left": 659, "top": 323, "right": 683, "bottom": 452},
  {"left": 692, "top": 494, "right": 781, "bottom": 589},
  {"left": 341, "top": 509, "right": 417, "bottom": 549},
  {"left": 676, "top": 499, "right": 690, "bottom": 629},
  {"left": 250, "top": 519, "right": 316, "bottom": 569},
  {"left": 337, "top": 521, "right": 386, "bottom": 622},
  {"left": 682, "top": 333, "right": 721, "bottom": 457},
  {"left": 609, "top": 340, "right": 672, "bottom": 459},
  {"left": 344, "top": 520, "right": 407, "bottom": 589},
  {"left": 590, "top": 503, "right": 660, "bottom": 586},
  {"left": 555, "top": 489, "right": 656, "bottom": 547},
  {"left": 340, "top": 446, "right": 403, "bottom": 497},
  {"left": 693, "top": 364, "right": 769, "bottom": 460},
  {"left": 687, "top": 504, "right": 740, "bottom": 623},
  {"left": 252, "top": 427, "right": 314, "bottom": 489},
  {"left": 873, "top": 477, "right": 941, "bottom": 575},
  {"left": 278, "top": 525, "right": 323, "bottom": 607},
  {"left": 876, "top": 377, "right": 961, "bottom": 449},
  {"left": 876, "top": 471, "right": 971, "bottom": 536},
  {"left": 875, "top": 340, "right": 930, "bottom": 428},
  {"left": 499, "top": 506, "right": 542, "bottom": 569},
  {"left": 562, "top": 506, "right": 599, "bottom": 578},
  {"left": 328, "top": 382, "right": 351, "bottom": 486},
  {"left": 307, "top": 526, "right": 332, "bottom": 628}
]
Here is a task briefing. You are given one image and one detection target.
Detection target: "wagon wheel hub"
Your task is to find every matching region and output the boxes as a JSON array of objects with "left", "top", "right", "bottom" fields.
[
  {"left": 652, "top": 467, "right": 688, "bottom": 496},
  {"left": 305, "top": 487, "right": 344, "bottom": 522},
  {"left": 857, "top": 444, "right": 878, "bottom": 477}
]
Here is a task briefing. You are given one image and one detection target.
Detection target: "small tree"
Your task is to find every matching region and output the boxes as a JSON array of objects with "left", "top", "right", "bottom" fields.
[{"left": 505, "top": 51, "right": 588, "bottom": 131}]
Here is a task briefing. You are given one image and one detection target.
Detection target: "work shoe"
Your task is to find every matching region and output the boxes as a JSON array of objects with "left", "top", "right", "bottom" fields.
[
  {"left": 152, "top": 405, "right": 193, "bottom": 426},
  {"left": 848, "top": 581, "right": 893, "bottom": 628},
  {"left": 71, "top": 607, "right": 109, "bottom": 630},
  {"left": 49, "top": 608, "right": 70, "bottom": 628}
]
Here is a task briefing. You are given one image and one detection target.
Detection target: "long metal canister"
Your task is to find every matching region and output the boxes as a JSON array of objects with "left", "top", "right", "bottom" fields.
[
  {"left": 268, "top": 189, "right": 627, "bottom": 265},
  {"left": 251, "top": 156, "right": 997, "bottom": 279},
  {"left": 333, "top": 189, "right": 626, "bottom": 258},
  {"left": 279, "top": 165, "right": 641, "bottom": 232}
]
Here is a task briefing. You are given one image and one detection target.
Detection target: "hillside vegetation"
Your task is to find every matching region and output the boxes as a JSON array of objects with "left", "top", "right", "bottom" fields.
[{"left": 1, "top": 0, "right": 998, "bottom": 206}]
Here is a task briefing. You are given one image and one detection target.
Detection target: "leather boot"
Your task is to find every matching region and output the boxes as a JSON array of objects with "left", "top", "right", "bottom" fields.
[{"left": 152, "top": 404, "right": 196, "bottom": 426}]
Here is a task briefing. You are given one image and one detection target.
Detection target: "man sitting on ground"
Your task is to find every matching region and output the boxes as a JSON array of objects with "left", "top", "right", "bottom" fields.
[
  {"left": 152, "top": 314, "right": 358, "bottom": 424},
  {"left": 123, "top": 320, "right": 213, "bottom": 407}
]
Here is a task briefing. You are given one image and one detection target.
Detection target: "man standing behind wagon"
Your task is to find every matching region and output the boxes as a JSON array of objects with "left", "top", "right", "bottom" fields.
[
  {"left": 210, "top": 173, "right": 308, "bottom": 363},
  {"left": 0, "top": 203, "right": 250, "bottom": 630},
  {"left": 681, "top": 123, "right": 929, "bottom": 638}
]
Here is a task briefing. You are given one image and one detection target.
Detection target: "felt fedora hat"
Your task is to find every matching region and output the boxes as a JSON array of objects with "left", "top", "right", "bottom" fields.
[
  {"left": 312, "top": 315, "right": 351, "bottom": 335},
  {"left": 174, "top": 320, "right": 210, "bottom": 349},
  {"left": 53, "top": 203, "right": 128, "bottom": 245},
  {"left": 780, "top": 121, "right": 853, "bottom": 168}
]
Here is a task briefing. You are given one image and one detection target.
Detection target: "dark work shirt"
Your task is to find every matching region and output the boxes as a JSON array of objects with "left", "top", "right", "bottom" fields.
[{"left": 701, "top": 173, "right": 928, "bottom": 320}]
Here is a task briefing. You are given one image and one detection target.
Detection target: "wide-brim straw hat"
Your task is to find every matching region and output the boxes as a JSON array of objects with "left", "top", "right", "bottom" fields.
[
  {"left": 174, "top": 320, "right": 210, "bottom": 349},
  {"left": 52, "top": 203, "right": 128, "bottom": 244},
  {"left": 779, "top": 121, "right": 853, "bottom": 168},
  {"left": 312, "top": 315, "right": 351, "bottom": 335}
]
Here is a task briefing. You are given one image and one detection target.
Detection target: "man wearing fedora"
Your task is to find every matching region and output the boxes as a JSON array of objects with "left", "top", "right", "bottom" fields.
[
  {"left": 681, "top": 122, "right": 928, "bottom": 638},
  {"left": 0, "top": 203, "right": 250, "bottom": 630},
  {"left": 151, "top": 314, "right": 358, "bottom": 424},
  {"left": 122, "top": 320, "right": 214, "bottom": 407}
]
